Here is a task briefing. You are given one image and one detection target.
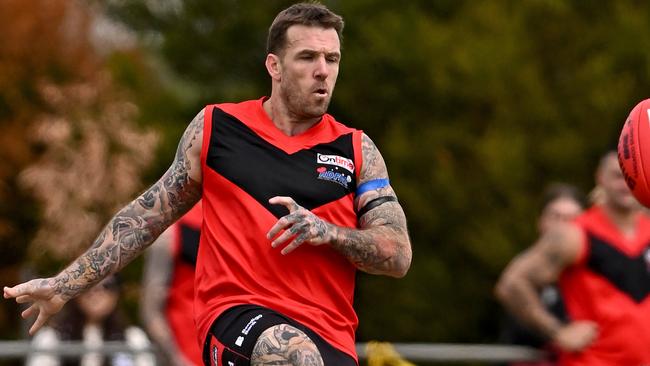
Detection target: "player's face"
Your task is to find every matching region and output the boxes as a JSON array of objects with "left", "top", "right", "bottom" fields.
[
  {"left": 538, "top": 197, "right": 583, "bottom": 234},
  {"left": 277, "top": 25, "right": 340, "bottom": 120},
  {"left": 599, "top": 155, "right": 640, "bottom": 211}
]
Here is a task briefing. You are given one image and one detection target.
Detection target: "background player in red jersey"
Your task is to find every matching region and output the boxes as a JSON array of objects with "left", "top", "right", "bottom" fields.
[
  {"left": 141, "top": 201, "right": 203, "bottom": 366},
  {"left": 495, "top": 151, "right": 650, "bottom": 366},
  {"left": 4, "top": 2, "right": 412, "bottom": 366},
  {"left": 497, "top": 183, "right": 585, "bottom": 366}
]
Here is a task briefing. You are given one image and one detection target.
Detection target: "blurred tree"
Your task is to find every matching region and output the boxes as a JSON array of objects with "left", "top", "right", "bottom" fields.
[
  {"left": 106, "top": 0, "right": 650, "bottom": 350},
  {"left": 0, "top": 0, "right": 172, "bottom": 342}
]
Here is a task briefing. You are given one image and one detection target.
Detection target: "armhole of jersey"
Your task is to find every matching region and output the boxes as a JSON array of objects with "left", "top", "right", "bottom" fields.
[
  {"left": 201, "top": 105, "right": 215, "bottom": 174},
  {"left": 353, "top": 130, "right": 363, "bottom": 178},
  {"left": 573, "top": 225, "right": 590, "bottom": 266}
]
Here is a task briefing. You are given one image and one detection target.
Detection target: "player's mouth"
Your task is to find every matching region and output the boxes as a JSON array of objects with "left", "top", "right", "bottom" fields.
[{"left": 312, "top": 87, "right": 328, "bottom": 97}]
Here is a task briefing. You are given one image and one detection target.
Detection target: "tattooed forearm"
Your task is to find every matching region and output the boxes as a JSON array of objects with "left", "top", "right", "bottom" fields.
[
  {"left": 251, "top": 324, "right": 323, "bottom": 366},
  {"left": 51, "top": 109, "right": 204, "bottom": 300},
  {"left": 332, "top": 132, "right": 412, "bottom": 277},
  {"left": 330, "top": 202, "right": 411, "bottom": 277}
]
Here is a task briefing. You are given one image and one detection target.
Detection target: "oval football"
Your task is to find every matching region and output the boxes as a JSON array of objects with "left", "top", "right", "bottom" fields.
[{"left": 618, "top": 98, "right": 650, "bottom": 207}]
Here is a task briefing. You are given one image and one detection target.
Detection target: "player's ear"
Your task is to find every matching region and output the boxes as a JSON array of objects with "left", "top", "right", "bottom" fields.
[{"left": 265, "top": 53, "right": 282, "bottom": 81}]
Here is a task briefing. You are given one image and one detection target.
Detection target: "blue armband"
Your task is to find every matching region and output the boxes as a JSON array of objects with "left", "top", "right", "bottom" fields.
[{"left": 356, "top": 178, "right": 390, "bottom": 196}]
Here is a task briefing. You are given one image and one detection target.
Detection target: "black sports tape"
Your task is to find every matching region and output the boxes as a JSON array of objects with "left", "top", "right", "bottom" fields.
[{"left": 357, "top": 196, "right": 398, "bottom": 217}]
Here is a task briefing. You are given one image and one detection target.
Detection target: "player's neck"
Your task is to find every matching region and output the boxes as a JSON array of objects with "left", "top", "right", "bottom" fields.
[
  {"left": 602, "top": 203, "right": 638, "bottom": 238},
  {"left": 263, "top": 97, "right": 320, "bottom": 136}
]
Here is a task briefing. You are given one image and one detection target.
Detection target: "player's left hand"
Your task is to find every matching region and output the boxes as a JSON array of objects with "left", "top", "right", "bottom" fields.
[
  {"left": 267, "top": 196, "right": 334, "bottom": 255},
  {"left": 4, "top": 278, "right": 68, "bottom": 335}
]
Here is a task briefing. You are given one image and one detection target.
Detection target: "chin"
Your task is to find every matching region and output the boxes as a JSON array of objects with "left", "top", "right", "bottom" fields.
[{"left": 303, "top": 105, "right": 328, "bottom": 119}]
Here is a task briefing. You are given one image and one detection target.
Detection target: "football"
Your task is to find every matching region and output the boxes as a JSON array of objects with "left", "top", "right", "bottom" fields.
[{"left": 618, "top": 98, "right": 650, "bottom": 207}]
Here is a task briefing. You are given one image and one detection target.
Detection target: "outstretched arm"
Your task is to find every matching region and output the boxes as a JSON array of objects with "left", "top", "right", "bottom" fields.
[
  {"left": 4, "top": 109, "right": 205, "bottom": 335},
  {"left": 267, "top": 133, "right": 412, "bottom": 278}
]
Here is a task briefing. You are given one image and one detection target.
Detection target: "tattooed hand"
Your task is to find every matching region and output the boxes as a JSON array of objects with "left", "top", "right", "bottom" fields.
[
  {"left": 4, "top": 278, "right": 67, "bottom": 335},
  {"left": 266, "top": 196, "right": 333, "bottom": 255}
]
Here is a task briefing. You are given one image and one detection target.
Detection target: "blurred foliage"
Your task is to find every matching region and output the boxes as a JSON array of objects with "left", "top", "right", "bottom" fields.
[
  {"left": 2, "top": 0, "right": 650, "bottom": 359},
  {"left": 0, "top": 0, "right": 184, "bottom": 346}
]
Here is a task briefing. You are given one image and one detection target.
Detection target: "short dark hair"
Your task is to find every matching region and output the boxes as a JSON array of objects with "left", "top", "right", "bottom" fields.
[
  {"left": 540, "top": 182, "right": 586, "bottom": 213},
  {"left": 266, "top": 2, "right": 344, "bottom": 55}
]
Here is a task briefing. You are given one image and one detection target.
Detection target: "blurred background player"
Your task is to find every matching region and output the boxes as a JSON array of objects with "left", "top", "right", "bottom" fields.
[
  {"left": 140, "top": 201, "right": 202, "bottom": 366},
  {"left": 495, "top": 151, "right": 650, "bottom": 365},
  {"left": 26, "top": 274, "right": 154, "bottom": 366},
  {"left": 498, "top": 183, "right": 586, "bottom": 366}
]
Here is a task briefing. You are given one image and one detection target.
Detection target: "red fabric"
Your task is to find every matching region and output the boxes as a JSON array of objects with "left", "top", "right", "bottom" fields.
[
  {"left": 558, "top": 206, "right": 650, "bottom": 366},
  {"left": 166, "top": 202, "right": 203, "bottom": 365},
  {"left": 195, "top": 99, "right": 362, "bottom": 361}
]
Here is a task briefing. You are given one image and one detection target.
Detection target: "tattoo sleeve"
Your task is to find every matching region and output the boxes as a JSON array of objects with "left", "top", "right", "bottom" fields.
[
  {"left": 328, "top": 133, "right": 412, "bottom": 278},
  {"left": 53, "top": 109, "right": 205, "bottom": 300}
]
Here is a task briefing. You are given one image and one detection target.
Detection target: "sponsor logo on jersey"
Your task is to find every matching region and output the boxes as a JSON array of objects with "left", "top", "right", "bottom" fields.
[
  {"left": 317, "top": 167, "right": 352, "bottom": 188},
  {"left": 317, "top": 153, "right": 354, "bottom": 173}
]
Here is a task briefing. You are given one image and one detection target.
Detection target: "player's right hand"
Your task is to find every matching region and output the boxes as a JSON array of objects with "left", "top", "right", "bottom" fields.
[
  {"left": 552, "top": 320, "right": 599, "bottom": 353},
  {"left": 4, "top": 278, "right": 68, "bottom": 335}
]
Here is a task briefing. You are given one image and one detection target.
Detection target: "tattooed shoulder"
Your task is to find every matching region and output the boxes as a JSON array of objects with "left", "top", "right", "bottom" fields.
[{"left": 360, "top": 133, "right": 388, "bottom": 182}]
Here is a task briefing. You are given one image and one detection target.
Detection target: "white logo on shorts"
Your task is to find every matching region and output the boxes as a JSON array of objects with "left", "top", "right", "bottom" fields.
[{"left": 235, "top": 336, "right": 244, "bottom": 347}]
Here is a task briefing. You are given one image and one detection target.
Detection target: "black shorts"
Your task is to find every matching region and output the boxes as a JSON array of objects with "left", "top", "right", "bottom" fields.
[{"left": 202, "top": 304, "right": 357, "bottom": 366}]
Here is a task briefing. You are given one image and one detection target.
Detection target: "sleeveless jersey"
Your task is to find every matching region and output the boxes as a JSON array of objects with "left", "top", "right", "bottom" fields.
[
  {"left": 558, "top": 205, "right": 650, "bottom": 366},
  {"left": 195, "top": 98, "right": 363, "bottom": 360},
  {"left": 166, "top": 201, "right": 203, "bottom": 365}
]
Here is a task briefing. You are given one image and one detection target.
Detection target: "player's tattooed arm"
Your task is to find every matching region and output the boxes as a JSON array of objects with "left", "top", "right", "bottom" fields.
[
  {"left": 53, "top": 109, "right": 204, "bottom": 298},
  {"left": 267, "top": 133, "right": 411, "bottom": 278},
  {"left": 4, "top": 109, "right": 205, "bottom": 336},
  {"left": 329, "top": 133, "right": 411, "bottom": 277}
]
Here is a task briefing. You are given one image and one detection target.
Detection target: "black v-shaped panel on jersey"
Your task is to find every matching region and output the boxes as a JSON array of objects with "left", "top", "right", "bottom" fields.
[
  {"left": 587, "top": 233, "right": 650, "bottom": 303},
  {"left": 179, "top": 223, "right": 200, "bottom": 266},
  {"left": 206, "top": 107, "right": 357, "bottom": 219}
]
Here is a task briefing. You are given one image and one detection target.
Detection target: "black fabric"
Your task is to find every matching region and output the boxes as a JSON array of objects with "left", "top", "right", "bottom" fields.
[
  {"left": 587, "top": 233, "right": 650, "bottom": 303},
  {"left": 206, "top": 107, "right": 357, "bottom": 219},
  {"left": 179, "top": 223, "right": 200, "bottom": 266},
  {"left": 202, "top": 304, "right": 357, "bottom": 366},
  {"left": 356, "top": 196, "right": 398, "bottom": 218}
]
